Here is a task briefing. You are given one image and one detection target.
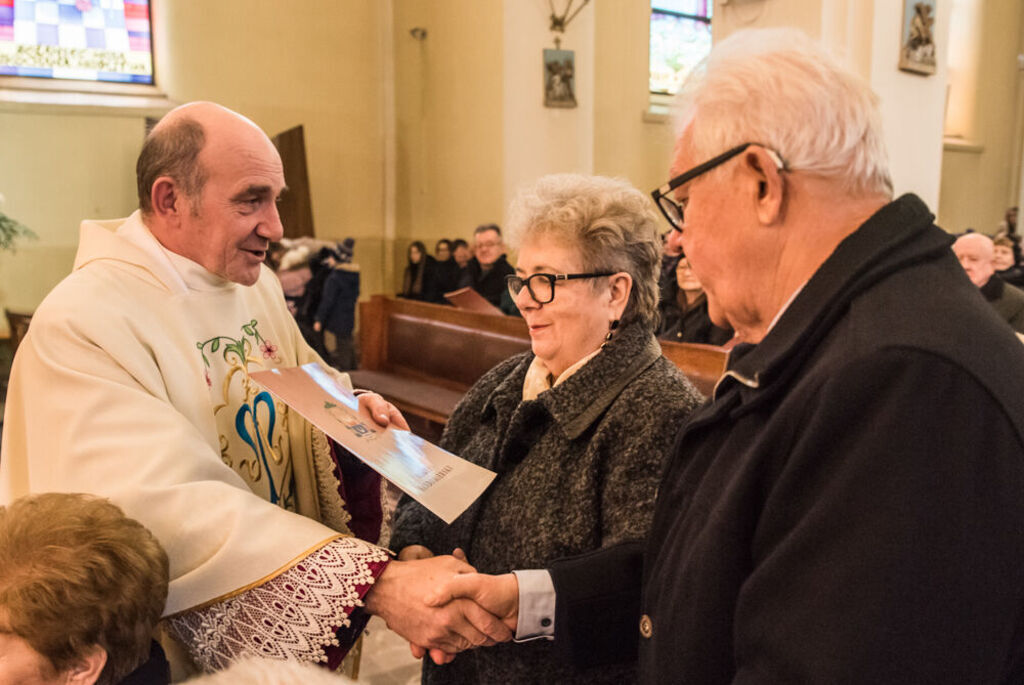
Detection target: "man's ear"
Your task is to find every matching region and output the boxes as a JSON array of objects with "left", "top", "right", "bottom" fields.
[
  {"left": 151, "top": 176, "right": 185, "bottom": 223},
  {"left": 743, "top": 147, "right": 785, "bottom": 225},
  {"left": 65, "top": 645, "right": 107, "bottom": 685}
]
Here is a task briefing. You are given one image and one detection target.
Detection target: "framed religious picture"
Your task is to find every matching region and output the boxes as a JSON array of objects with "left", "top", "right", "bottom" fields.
[
  {"left": 543, "top": 48, "right": 577, "bottom": 108},
  {"left": 899, "top": 0, "right": 937, "bottom": 75}
]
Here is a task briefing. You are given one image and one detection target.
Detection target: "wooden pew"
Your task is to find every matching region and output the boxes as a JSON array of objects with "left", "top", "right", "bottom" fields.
[
  {"left": 350, "top": 296, "right": 531, "bottom": 440},
  {"left": 4, "top": 308, "right": 33, "bottom": 357},
  {"left": 350, "top": 295, "right": 728, "bottom": 440},
  {"left": 658, "top": 339, "right": 729, "bottom": 397}
]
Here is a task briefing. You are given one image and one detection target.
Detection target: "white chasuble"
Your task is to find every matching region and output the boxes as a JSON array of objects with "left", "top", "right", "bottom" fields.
[{"left": 0, "top": 212, "right": 388, "bottom": 672}]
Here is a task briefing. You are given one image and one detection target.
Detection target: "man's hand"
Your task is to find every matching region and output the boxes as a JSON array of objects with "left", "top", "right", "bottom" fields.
[
  {"left": 357, "top": 392, "right": 410, "bottom": 430},
  {"left": 426, "top": 572, "right": 520, "bottom": 633},
  {"left": 364, "top": 556, "right": 513, "bottom": 654}
]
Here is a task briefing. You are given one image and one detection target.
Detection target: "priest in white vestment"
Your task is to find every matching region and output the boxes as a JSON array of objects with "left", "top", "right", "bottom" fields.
[{"left": 0, "top": 102, "right": 509, "bottom": 678}]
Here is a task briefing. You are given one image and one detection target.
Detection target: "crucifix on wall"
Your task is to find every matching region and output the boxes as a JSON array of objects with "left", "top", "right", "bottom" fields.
[{"left": 544, "top": 0, "right": 590, "bottom": 108}]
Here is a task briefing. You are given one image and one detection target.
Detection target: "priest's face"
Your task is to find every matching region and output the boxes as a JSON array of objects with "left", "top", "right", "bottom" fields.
[{"left": 179, "top": 120, "right": 286, "bottom": 286}]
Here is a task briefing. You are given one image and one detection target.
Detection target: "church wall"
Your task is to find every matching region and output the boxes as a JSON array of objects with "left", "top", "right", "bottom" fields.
[
  {"left": 592, "top": 1, "right": 677, "bottom": 196},
  {"left": 0, "top": 1, "right": 391, "bottom": 336},
  {"left": 938, "top": 0, "right": 1024, "bottom": 235},
  {"left": 393, "top": 0, "right": 504, "bottom": 292},
  {"left": 0, "top": 110, "right": 141, "bottom": 327},
  {"left": 502, "top": 0, "right": 595, "bottom": 222},
  {"left": 155, "top": 0, "right": 390, "bottom": 297}
]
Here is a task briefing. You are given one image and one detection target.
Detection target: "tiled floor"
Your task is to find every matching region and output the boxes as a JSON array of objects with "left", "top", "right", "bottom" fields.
[{"left": 358, "top": 617, "right": 422, "bottom": 684}]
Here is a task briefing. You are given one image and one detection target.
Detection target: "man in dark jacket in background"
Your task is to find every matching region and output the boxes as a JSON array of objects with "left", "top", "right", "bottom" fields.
[
  {"left": 458, "top": 224, "right": 515, "bottom": 307},
  {"left": 313, "top": 238, "right": 360, "bottom": 369},
  {"left": 424, "top": 27, "right": 1024, "bottom": 684}
]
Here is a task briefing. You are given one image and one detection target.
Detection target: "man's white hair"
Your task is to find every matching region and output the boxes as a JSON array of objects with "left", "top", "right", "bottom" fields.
[{"left": 674, "top": 27, "right": 893, "bottom": 198}]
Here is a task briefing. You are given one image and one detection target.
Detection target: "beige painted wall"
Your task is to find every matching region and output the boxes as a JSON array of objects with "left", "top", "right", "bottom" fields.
[
  {"left": 0, "top": 110, "right": 143, "bottom": 321},
  {"left": 0, "top": 1, "right": 390, "bottom": 335},
  {"left": 155, "top": 1, "right": 389, "bottom": 295},
  {"left": 6, "top": 0, "right": 1022, "bottom": 333},
  {"left": 938, "top": 0, "right": 1024, "bottom": 234},
  {"left": 592, "top": 1, "right": 678, "bottom": 193},
  {"left": 503, "top": 0, "right": 594, "bottom": 208},
  {"left": 393, "top": 0, "right": 503, "bottom": 291}
]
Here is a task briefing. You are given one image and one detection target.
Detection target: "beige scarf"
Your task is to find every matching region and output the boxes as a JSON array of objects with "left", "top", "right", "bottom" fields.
[{"left": 522, "top": 348, "right": 602, "bottom": 401}]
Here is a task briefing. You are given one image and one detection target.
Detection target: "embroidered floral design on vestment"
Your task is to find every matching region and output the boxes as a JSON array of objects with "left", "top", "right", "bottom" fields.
[{"left": 196, "top": 319, "right": 294, "bottom": 508}]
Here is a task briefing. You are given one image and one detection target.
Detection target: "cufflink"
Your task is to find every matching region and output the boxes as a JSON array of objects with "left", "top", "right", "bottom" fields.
[{"left": 639, "top": 614, "right": 653, "bottom": 638}]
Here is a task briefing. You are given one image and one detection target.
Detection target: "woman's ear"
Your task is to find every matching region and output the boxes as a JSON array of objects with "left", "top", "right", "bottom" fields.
[
  {"left": 608, "top": 272, "right": 632, "bottom": 318},
  {"left": 66, "top": 645, "right": 107, "bottom": 685}
]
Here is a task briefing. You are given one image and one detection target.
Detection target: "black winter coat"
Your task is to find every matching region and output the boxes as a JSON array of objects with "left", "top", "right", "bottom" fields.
[{"left": 551, "top": 195, "right": 1024, "bottom": 684}]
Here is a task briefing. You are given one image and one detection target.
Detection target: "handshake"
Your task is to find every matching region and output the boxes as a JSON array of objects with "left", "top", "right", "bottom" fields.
[{"left": 363, "top": 546, "right": 522, "bottom": 665}]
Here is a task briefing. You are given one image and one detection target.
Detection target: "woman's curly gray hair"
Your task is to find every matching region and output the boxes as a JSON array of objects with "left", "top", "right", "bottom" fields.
[{"left": 506, "top": 173, "right": 661, "bottom": 331}]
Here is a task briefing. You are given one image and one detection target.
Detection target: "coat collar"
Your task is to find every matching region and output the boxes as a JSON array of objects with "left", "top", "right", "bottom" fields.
[
  {"left": 713, "top": 194, "right": 952, "bottom": 410},
  {"left": 980, "top": 274, "right": 1006, "bottom": 301},
  {"left": 480, "top": 322, "right": 662, "bottom": 440}
]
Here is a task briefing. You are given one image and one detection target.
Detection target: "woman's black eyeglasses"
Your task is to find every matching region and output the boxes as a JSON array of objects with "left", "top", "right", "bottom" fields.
[
  {"left": 650, "top": 142, "right": 786, "bottom": 231},
  {"left": 506, "top": 272, "right": 615, "bottom": 305}
]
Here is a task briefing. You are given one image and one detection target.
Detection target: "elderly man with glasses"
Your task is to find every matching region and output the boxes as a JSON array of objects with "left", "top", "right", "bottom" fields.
[{"left": 422, "top": 27, "right": 1024, "bottom": 684}]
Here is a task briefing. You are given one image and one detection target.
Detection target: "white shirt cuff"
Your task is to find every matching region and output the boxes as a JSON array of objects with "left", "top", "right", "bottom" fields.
[{"left": 511, "top": 569, "right": 556, "bottom": 642}]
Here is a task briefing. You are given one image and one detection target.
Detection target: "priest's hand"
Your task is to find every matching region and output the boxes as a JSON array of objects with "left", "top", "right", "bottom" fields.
[
  {"left": 364, "top": 555, "right": 512, "bottom": 655},
  {"left": 357, "top": 392, "right": 410, "bottom": 430}
]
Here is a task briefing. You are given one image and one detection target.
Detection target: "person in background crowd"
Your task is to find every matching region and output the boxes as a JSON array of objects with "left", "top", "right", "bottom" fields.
[
  {"left": 314, "top": 238, "right": 360, "bottom": 370},
  {"left": 392, "top": 173, "right": 703, "bottom": 684},
  {"left": 996, "top": 206, "right": 1021, "bottom": 264},
  {"left": 657, "top": 255, "right": 733, "bottom": 345},
  {"left": 435, "top": 239, "right": 452, "bottom": 263},
  {"left": 458, "top": 224, "right": 515, "bottom": 307},
  {"left": 400, "top": 241, "right": 442, "bottom": 303},
  {"left": 452, "top": 239, "right": 472, "bottom": 270},
  {"left": 433, "top": 238, "right": 462, "bottom": 296},
  {"left": 657, "top": 229, "right": 683, "bottom": 330},
  {"left": 0, "top": 493, "right": 170, "bottom": 685},
  {"left": 993, "top": 235, "right": 1024, "bottom": 287},
  {"left": 953, "top": 232, "right": 1024, "bottom": 332}
]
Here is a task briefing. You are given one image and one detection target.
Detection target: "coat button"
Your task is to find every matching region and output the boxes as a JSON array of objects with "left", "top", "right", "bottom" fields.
[{"left": 639, "top": 614, "right": 653, "bottom": 638}]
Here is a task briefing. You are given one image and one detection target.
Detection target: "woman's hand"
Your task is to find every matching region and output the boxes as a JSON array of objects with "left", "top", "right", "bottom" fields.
[{"left": 398, "top": 545, "right": 435, "bottom": 561}]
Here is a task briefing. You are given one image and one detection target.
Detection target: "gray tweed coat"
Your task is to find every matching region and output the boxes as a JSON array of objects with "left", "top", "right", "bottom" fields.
[{"left": 390, "top": 321, "right": 704, "bottom": 684}]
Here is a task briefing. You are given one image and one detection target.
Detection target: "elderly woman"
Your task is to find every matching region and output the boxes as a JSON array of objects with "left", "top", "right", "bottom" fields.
[
  {"left": 390, "top": 174, "right": 704, "bottom": 684},
  {"left": 0, "top": 493, "right": 170, "bottom": 685}
]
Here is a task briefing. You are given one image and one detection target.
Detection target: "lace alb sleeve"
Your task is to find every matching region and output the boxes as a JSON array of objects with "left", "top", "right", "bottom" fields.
[{"left": 164, "top": 536, "right": 390, "bottom": 672}]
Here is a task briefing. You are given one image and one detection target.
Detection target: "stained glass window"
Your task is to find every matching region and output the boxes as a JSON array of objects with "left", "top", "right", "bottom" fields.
[
  {"left": 0, "top": 0, "right": 153, "bottom": 84},
  {"left": 650, "top": 0, "right": 712, "bottom": 96}
]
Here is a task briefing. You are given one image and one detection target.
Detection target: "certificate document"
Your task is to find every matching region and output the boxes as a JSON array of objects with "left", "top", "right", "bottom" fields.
[{"left": 251, "top": 363, "right": 496, "bottom": 524}]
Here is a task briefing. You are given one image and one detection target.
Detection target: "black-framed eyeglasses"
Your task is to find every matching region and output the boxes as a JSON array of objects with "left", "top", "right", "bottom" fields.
[
  {"left": 506, "top": 272, "right": 616, "bottom": 305},
  {"left": 651, "top": 142, "right": 787, "bottom": 231}
]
